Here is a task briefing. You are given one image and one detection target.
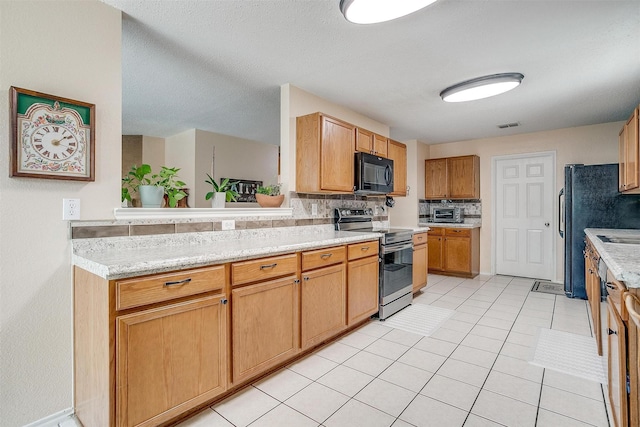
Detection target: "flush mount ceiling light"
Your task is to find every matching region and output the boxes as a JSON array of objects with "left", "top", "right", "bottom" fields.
[
  {"left": 340, "top": 0, "right": 438, "bottom": 24},
  {"left": 440, "top": 73, "right": 525, "bottom": 103}
]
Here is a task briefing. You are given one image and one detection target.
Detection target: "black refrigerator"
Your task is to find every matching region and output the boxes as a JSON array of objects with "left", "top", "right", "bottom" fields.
[{"left": 561, "top": 163, "right": 640, "bottom": 299}]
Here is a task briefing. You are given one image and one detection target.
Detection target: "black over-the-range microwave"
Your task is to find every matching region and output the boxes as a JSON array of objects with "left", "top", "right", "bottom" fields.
[{"left": 354, "top": 152, "right": 394, "bottom": 195}]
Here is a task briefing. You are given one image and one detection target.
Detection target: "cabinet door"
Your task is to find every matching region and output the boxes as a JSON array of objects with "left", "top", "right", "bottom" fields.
[
  {"left": 425, "top": 159, "right": 448, "bottom": 199},
  {"left": 232, "top": 276, "right": 299, "bottom": 384},
  {"left": 448, "top": 156, "right": 479, "bottom": 199},
  {"left": 322, "top": 116, "right": 356, "bottom": 192},
  {"left": 427, "top": 233, "right": 444, "bottom": 271},
  {"left": 620, "top": 127, "right": 628, "bottom": 192},
  {"left": 608, "top": 298, "right": 628, "bottom": 427},
  {"left": 412, "top": 244, "right": 427, "bottom": 293},
  {"left": 444, "top": 236, "right": 471, "bottom": 274},
  {"left": 116, "top": 295, "right": 227, "bottom": 427},
  {"left": 301, "top": 264, "right": 347, "bottom": 349},
  {"left": 355, "top": 127, "right": 374, "bottom": 154},
  {"left": 347, "top": 256, "right": 379, "bottom": 325},
  {"left": 388, "top": 140, "right": 407, "bottom": 196},
  {"left": 374, "top": 133, "right": 388, "bottom": 157},
  {"left": 624, "top": 109, "right": 639, "bottom": 192}
]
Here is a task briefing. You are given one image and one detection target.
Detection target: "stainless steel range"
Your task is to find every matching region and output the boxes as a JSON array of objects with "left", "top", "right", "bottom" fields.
[{"left": 335, "top": 208, "right": 414, "bottom": 320}]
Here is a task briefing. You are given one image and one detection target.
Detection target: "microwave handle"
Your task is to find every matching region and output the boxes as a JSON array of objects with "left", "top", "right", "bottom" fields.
[{"left": 385, "top": 165, "right": 392, "bottom": 186}]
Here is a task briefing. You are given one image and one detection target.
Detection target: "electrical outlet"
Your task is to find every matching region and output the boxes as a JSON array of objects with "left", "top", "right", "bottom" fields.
[
  {"left": 221, "top": 220, "right": 235, "bottom": 230},
  {"left": 63, "top": 198, "right": 81, "bottom": 220},
  {"left": 311, "top": 203, "right": 318, "bottom": 216}
]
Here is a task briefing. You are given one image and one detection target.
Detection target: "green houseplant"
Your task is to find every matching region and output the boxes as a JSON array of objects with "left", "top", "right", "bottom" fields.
[
  {"left": 122, "top": 164, "right": 187, "bottom": 208},
  {"left": 205, "top": 174, "right": 239, "bottom": 208},
  {"left": 255, "top": 184, "right": 284, "bottom": 208}
]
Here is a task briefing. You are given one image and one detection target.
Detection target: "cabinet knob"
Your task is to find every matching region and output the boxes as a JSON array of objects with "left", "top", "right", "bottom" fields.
[
  {"left": 608, "top": 328, "right": 617, "bottom": 336},
  {"left": 303, "top": 277, "right": 310, "bottom": 281},
  {"left": 221, "top": 298, "right": 228, "bottom": 305}
]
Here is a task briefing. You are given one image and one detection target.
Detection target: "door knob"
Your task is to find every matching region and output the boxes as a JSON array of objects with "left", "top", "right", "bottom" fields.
[{"left": 544, "top": 222, "right": 550, "bottom": 227}]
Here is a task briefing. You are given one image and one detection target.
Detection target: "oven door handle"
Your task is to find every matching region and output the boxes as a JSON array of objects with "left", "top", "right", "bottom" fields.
[{"left": 382, "top": 242, "right": 413, "bottom": 254}]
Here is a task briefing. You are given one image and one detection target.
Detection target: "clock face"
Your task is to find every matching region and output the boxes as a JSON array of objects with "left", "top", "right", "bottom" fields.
[{"left": 16, "top": 101, "right": 90, "bottom": 178}]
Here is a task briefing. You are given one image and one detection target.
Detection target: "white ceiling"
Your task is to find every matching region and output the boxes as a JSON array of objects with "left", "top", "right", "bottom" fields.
[{"left": 102, "top": 0, "right": 640, "bottom": 145}]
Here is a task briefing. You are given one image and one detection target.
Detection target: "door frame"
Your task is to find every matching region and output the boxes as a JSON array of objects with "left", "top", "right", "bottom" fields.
[{"left": 490, "top": 151, "right": 557, "bottom": 279}]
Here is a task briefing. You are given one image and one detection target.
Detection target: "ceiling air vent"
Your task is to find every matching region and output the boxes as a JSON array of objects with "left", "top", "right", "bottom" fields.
[{"left": 497, "top": 122, "right": 520, "bottom": 129}]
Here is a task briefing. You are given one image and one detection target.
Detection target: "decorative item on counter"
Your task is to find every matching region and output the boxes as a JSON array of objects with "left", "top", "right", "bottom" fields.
[
  {"left": 255, "top": 184, "right": 284, "bottom": 208},
  {"left": 122, "top": 164, "right": 187, "bottom": 208},
  {"left": 385, "top": 196, "right": 395, "bottom": 208},
  {"left": 205, "top": 175, "right": 240, "bottom": 208}
]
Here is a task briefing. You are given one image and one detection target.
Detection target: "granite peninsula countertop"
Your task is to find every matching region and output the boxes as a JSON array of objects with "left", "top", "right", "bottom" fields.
[
  {"left": 73, "top": 228, "right": 382, "bottom": 280},
  {"left": 585, "top": 228, "right": 640, "bottom": 288}
]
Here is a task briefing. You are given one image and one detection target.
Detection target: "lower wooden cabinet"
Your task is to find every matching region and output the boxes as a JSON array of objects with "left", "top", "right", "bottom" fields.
[
  {"left": 347, "top": 255, "right": 379, "bottom": 325},
  {"left": 584, "top": 239, "right": 602, "bottom": 355},
  {"left": 608, "top": 297, "right": 628, "bottom": 427},
  {"left": 412, "top": 232, "right": 428, "bottom": 293},
  {"left": 116, "top": 295, "right": 227, "bottom": 427},
  {"left": 301, "top": 263, "right": 347, "bottom": 349},
  {"left": 427, "top": 227, "right": 480, "bottom": 278},
  {"left": 231, "top": 275, "right": 299, "bottom": 384}
]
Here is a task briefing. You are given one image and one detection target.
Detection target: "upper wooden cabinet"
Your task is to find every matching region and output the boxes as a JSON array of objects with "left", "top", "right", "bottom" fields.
[
  {"left": 619, "top": 106, "right": 639, "bottom": 193},
  {"left": 387, "top": 139, "right": 407, "bottom": 196},
  {"left": 296, "top": 113, "right": 355, "bottom": 193},
  {"left": 355, "top": 128, "right": 388, "bottom": 157},
  {"left": 425, "top": 155, "right": 480, "bottom": 199}
]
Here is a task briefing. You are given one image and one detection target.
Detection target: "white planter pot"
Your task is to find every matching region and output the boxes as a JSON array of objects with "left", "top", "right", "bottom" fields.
[
  {"left": 138, "top": 185, "right": 164, "bottom": 208},
  {"left": 212, "top": 192, "right": 227, "bottom": 208}
]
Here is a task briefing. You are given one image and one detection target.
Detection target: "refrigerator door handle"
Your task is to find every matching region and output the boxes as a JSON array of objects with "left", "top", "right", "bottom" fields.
[{"left": 558, "top": 188, "right": 565, "bottom": 238}]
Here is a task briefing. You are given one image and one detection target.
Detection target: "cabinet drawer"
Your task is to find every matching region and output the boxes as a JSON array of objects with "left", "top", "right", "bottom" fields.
[
  {"left": 347, "top": 241, "right": 379, "bottom": 261},
  {"left": 302, "top": 246, "right": 346, "bottom": 271},
  {"left": 232, "top": 254, "right": 298, "bottom": 286},
  {"left": 445, "top": 228, "right": 471, "bottom": 237},
  {"left": 413, "top": 232, "right": 428, "bottom": 246},
  {"left": 427, "top": 227, "right": 444, "bottom": 236},
  {"left": 116, "top": 265, "right": 226, "bottom": 311}
]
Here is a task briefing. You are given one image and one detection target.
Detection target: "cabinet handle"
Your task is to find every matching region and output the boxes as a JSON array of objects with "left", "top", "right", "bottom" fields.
[
  {"left": 221, "top": 298, "right": 228, "bottom": 305},
  {"left": 361, "top": 246, "right": 370, "bottom": 251},
  {"left": 606, "top": 283, "right": 616, "bottom": 290},
  {"left": 321, "top": 253, "right": 333, "bottom": 259},
  {"left": 164, "top": 278, "right": 192, "bottom": 287},
  {"left": 260, "top": 263, "right": 278, "bottom": 270},
  {"left": 452, "top": 230, "right": 462, "bottom": 233},
  {"left": 416, "top": 236, "right": 423, "bottom": 241},
  {"left": 608, "top": 328, "right": 617, "bottom": 336}
]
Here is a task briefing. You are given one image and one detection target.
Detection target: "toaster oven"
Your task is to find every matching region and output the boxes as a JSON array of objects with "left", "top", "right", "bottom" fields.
[{"left": 431, "top": 207, "right": 464, "bottom": 223}]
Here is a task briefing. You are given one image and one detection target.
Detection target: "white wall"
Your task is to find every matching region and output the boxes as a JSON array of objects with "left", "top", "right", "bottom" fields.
[
  {"left": 195, "top": 129, "right": 279, "bottom": 208},
  {"left": 428, "top": 121, "right": 624, "bottom": 281},
  {"left": 0, "top": 1, "right": 122, "bottom": 425},
  {"left": 281, "top": 84, "right": 390, "bottom": 194},
  {"left": 142, "top": 135, "right": 166, "bottom": 175},
  {"left": 165, "top": 129, "right": 196, "bottom": 207},
  {"left": 391, "top": 140, "right": 430, "bottom": 227}
]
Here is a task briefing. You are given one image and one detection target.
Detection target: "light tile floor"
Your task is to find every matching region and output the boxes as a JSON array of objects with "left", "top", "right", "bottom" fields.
[{"left": 177, "top": 274, "right": 610, "bottom": 427}]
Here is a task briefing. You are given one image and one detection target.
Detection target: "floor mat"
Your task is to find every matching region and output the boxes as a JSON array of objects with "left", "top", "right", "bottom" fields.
[
  {"left": 381, "top": 303, "right": 455, "bottom": 337},
  {"left": 531, "top": 280, "right": 565, "bottom": 295},
  {"left": 530, "top": 328, "right": 607, "bottom": 384}
]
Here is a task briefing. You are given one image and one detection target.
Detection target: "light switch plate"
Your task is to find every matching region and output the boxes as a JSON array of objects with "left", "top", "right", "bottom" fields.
[
  {"left": 63, "top": 198, "right": 81, "bottom": 220},
  {"left": 221, "top": 220, "right": 235, "bottom": 230},
  {"left": 311, "top": 203, "right": 318, "bottom": 216}
]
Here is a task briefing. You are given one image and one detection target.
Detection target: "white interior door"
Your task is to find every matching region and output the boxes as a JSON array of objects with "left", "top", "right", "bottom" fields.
[{"left": 494, "top": 153, "right": 555, "bottom": 280}]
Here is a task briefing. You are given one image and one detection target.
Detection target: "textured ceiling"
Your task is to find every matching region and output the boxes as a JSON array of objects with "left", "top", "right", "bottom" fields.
[{"left": 102, "top": 0, "right": 640, "bottom": 145}]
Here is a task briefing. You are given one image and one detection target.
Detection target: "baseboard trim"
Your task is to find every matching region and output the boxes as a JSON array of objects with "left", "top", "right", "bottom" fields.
[{"left": 22, "top": 408, "right": 74, "bottom": 427}]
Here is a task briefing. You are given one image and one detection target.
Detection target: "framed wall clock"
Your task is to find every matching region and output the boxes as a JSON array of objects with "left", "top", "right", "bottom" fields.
[{"left": 10, "top": 86, "right": 95, "bottom": 181}]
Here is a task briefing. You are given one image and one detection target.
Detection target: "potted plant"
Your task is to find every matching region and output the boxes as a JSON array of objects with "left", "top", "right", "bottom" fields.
[
  {"left": 122, "top": 164, "right": 187, "bottom": 208},
  {"left": 255, "top": 184, "right": 284, "bottom": 208},
  {"left": 205, "top": 174, "right": 239, "bottom": 208}
]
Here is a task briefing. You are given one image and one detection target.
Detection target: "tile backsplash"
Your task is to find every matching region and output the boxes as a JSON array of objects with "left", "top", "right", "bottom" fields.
[{"left": 70, "top": 192, "right": 389, "bottom": 240}]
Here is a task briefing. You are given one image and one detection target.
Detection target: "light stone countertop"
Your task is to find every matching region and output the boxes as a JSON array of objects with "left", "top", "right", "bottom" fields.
[
  {"left": 73, "top": 227, "right": 382, "bottom": 280},
  {"left": 585, "top": 228, "right": 640, "bottom": 288},
  {"left": 418, "top": 222, "right": 481, "bottom": 229}
]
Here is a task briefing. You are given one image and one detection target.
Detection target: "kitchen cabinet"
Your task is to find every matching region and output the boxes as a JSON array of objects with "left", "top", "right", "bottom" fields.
[
  {"left": 625, "top": 292, "right": 640, "bottom": 427},
  {"left": 584, "top": 238, "right": 603, "bottom": 355},
  {"left": 74, "top": 265, "right": 228, "bottom": 427},
  {"left": 619, "top": 106, "right": 639, "bottom": 193},
  {"left": 296, "top": 112, "right": 355, "bottom": 193},
  {"left": 425, "top": 155, "right": 480, "bottom": 199},
  {"left": 427, "top": 227, "right": 480, "bottom": 278},
  {"left": 231, "top": 275, "right": 299, "bottom": 384},
  {"left": 301, "top": 262, "right": 347, "bottom": 349},
  {"left": 388, "top": 139, "right": 407, "bottom": 196},
  {"left": 355, "top": 127, "right": 388, "bottom": 157},
  {"left": 347, "top": 241, "right": 379, "bottom": 325},
  {"left": 412, "top": 232, "right": 428, "bottom": 293},
  {"left": 608, "top": 295, "right": 628, "bottom": 427}
]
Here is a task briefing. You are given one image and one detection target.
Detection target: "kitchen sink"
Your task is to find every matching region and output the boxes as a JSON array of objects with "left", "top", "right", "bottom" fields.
[{"left": 597, "top": 235, "right": 640, "bottom": 245}]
